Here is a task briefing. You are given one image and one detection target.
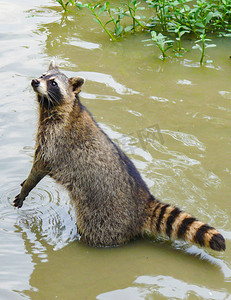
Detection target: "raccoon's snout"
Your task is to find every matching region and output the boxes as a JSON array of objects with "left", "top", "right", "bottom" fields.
[{"left": 31, "top": 79, "right": 40, "bottom": 88}]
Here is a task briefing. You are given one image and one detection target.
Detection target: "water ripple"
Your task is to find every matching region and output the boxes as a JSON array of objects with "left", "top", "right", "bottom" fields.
[
  {"left": 16, "top": 183, "right": 79, "bottom": 251},
  {"left": 81, "top": 92, "right": 121, "bottom": 101},
  {"left": 73, "top": 71, "right": 139, "bottom": 95},
  {"left": 66, "top": 37, "right": 101, "bottom": 50},
  {"left": 162, "top": 130, "right": 206, "bottom": 151}
]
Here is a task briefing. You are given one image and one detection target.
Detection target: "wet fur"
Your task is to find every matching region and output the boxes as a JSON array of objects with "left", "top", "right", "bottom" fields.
[{"left": 14, "top": 62, "right": 226, "bottom": 251}]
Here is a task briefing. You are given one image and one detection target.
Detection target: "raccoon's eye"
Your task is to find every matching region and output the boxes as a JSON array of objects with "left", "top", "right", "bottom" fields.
[{"left": 51, "top": 80, "right": 57, "bottom": 87}]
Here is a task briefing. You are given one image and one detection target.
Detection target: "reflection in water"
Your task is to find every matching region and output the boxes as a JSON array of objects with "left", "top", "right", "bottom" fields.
[
  {"left": 97, "top": 243, "right": 231, "bottom": 299},
  {"left": 98, "top": 275, "right": 229, "bottom": 299},
  {"left": 74, "top": 71, "right": 140, "bottom": 95},
  {"left": 67, "top": 37, "right": 101, "bottom": 50},
  {"left": 0, "top": 0, "right": 231, "bottom": 299},
  {"left": 20, "top": 232, "right": 231, "bottom": 300},
  {"left": 185, "top": 245, "right": 231, "bottom": 280},
  {"left": 82, "top": 92, "right": 121, "bottom": 101},
  {"left": 181, "top": 59, "right": 222, "bottom": 70},
  {"left": 219, "top": 91, "right": 231, "bottom": 100},
  {"left": 176, "top": 79, "right": 193, "bottom": 86}
]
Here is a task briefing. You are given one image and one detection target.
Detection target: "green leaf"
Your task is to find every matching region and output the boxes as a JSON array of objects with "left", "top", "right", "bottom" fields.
[
  {"left": 124, "top": 25, "right": 133, "bottom": 32},
  {"left": 196, "top": 28, "right": 205, "bottom": 34},
  {"left": 110, "top": 8, "right": 117, "bottom": 13},
  {"left": 142, "top": 38, "right": 152, "bottom": 42},
  {"left": 205, "top": 12, "right": 214, "bottom": 24},
  {"left": 135, "top": 15, "right": 141, "bottom": 20},
  {"left": 151, "top": 31, "right": 157, "bottom": 38},
  {"left": 98, "top": 4, "right": 106, "bottom": 15},
  {"left": 76, "top": 2, "right": 87, "bottom": 9},
  {"left": 205, "top": 44, "right": 216, "bottom": 48},
  {"left": 94, "top": 3, "right": 101, "bottom": 9},
  {"left": 122, "top": 13, "right": 130, "bottom": 17},
  {"left": 213, "top": 11, "right": 222, "bottom": 18},
  {"left": 179, "top": 30, "right": 190, "bottom": 37},
  {"left": 105, "top": 20, "right": 113, "bottom": 25},
  {"left": 93, "top": 18, "right": 102, "bottom": 25},
  {"left": 165, "top": 45, "right": 173, "bottom": 51},
  {"left": 115, "top": 25, "right": 123, "bottom": 36},
  {"left": 196, "top": 22, "right": 205, "bottom": 28},
  {"left": 192, "top": 44, "right": 202, "bottom": 51}
]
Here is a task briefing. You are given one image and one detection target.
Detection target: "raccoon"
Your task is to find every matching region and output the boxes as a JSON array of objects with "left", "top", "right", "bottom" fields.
[{"left": 14, "top": 61, "right": 226, "bottom": 251}]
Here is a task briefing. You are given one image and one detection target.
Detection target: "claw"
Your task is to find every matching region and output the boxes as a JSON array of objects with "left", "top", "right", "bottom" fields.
[{"left": 13, "top": 194, "right": 24, "bottom": 208}]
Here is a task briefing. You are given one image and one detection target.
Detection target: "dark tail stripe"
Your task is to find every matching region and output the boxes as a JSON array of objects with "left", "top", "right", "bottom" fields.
[
  {"left": 166, "top": 207, "right": 181, "bottom": 237},
  {"left": 150, "top": 202, "right": 161, "bottom": 229},
  {"left": 209, "top": 233, "right": 226, "bottom": 251},
  {"left": 177, "top": 217, "right": 196, "bottom": 239},
  {"left": 156, "top": 204, "right": 170, "bottom": 233},
  {"left": 194, "top": 224, "right": 212, "bottom": 246}
]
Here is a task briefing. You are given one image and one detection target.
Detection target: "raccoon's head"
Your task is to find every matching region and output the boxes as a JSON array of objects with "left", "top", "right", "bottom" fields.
[{"left": 31, "top": 61, "right": 84, "bottom": 109}]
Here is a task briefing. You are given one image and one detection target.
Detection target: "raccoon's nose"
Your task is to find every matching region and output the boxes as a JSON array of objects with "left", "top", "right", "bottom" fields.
[{"left": 31, "top": 79, "right": 40, "bottom": 88}]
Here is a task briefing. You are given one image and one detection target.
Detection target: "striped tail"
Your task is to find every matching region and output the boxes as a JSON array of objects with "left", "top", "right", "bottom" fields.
[{"left": 142, "top": 198, "right": 226, "bottom": 251}]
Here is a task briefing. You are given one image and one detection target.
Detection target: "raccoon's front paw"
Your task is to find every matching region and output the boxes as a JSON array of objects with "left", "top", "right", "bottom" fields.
[{"left": 13, "top": 194, "right": 25, "bottom": 208}]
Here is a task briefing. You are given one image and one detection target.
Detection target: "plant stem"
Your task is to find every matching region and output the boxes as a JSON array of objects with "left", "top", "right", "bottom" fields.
[
  {"left": 126, "top": 0, "right": 146, "bottom": 31},
  {"left": 127, "top": 0, "right": 136, "bottom": 31},
  {"left": 90, "top": 6, "right": 116, "bottom": 41},
  {"left": 200, "top": 35, "right": 205, "bottom": 64},
  {"left": 57, "top": 0, "right": 68, "bottom": 11},
  {"left": 107, "top": 7, "right": 117, "bottom": 28}
]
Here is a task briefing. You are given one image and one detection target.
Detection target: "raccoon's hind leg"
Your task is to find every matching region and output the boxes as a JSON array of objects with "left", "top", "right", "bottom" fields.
[{"left": 142, "top": 198, "right": 226, "bottom": 251}]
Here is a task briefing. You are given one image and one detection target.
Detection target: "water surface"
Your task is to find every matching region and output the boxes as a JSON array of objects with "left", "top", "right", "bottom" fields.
[{"left": 0, "top": 0, "right": 230, "bottom": 299}]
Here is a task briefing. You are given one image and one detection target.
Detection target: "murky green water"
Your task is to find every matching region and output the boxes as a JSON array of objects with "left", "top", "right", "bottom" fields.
[{"left": 0, "top": 0, "right": 230, "bottom": 299}]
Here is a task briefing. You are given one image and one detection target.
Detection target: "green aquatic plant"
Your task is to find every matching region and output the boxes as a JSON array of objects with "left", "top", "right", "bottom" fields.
[
  {"left": 56, "top": 0, "right": 231, "bottom": 64},
  {"left": 106, "top": 5, "right": 125, "bottom": 37},
  {"left": 56, "top": 0, "right": 74, "bottom": 12},
  {"left": 169, "top": 23, "right": 190, "bottom": 54},
  {"left": 146, "top": 31, "right": 174, "bottom": 60},
  {"left": 77, "top": 0, "right": 148, "bottom": 39},
  {"left": 192, "top": 33, "right": 216, "bottom": 64},
  {"left": 77, "top": 0, "right": 147, "bottom": 38},
  {"left": 76, "top": 2, "right": 119, "bottom": 40},
  {"left": 145, "top": 0, "right": 173, "bottom": 32},
  {"left": 124, "top": 0, "right": 146, "bottom": 32},
  {"left": 87, "top": 2, "right": 117, "bottom": 41}
]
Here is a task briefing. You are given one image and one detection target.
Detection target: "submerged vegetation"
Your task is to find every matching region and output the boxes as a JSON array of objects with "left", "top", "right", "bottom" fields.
[{"left": 56, "top": 0, "right": 231, "bottom": 64}]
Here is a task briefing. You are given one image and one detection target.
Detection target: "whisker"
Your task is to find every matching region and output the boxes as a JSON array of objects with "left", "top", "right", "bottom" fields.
[
  {"left": 48, "top": 91, "right": 60, "bottom": 105},
  {"left": 47, "top": 94, "right": 55, "bottom": 106}
]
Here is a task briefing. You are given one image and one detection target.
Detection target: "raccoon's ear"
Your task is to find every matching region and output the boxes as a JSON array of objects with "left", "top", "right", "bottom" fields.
[
  {"left": 69, "top": 77, "right": 84, "bottom": 94},
  {"left": 48, "top": 60, "right": 59, "bottom": 71}
]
